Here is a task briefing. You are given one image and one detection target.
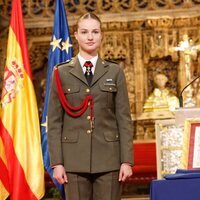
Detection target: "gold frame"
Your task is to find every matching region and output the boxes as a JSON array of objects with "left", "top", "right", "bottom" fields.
[
  {"left": 155, "top": 119, "right": 184, "bottom": 179},
  {"left": 181, "top": 119, "right": 200, "bottom": 170}
]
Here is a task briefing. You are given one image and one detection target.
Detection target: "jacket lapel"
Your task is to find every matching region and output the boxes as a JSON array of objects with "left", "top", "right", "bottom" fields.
[
  {"left": 69, "top": 56, "right": 88, "bottom": 85},
  {"left": 91, "top": 58, "right": 109, "bottom": 86},
  {"left": 69, "top": 57, "right": 109, "bottom": 86}
]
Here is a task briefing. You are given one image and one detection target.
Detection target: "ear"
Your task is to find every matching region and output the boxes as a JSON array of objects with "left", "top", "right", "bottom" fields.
[{"left": 74, "top": 32, "right": 78, "bottom": 40}]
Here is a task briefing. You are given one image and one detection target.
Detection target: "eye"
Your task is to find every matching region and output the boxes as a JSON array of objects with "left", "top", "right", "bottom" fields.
[
  {"left": 81, "top": 30, "right": 87, "bottom": 34},
  {"left": 93, "top": 30, "right": 100, "bottom": 34}
]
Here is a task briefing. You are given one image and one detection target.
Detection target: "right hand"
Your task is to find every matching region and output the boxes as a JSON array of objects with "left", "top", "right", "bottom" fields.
[{"left": 53, "top": 165, "right": 68, "bottom": 184}]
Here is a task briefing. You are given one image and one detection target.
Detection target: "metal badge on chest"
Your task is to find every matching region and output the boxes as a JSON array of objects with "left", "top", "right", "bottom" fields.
[{"left": 84, "top": 61, "right": 93, "bottom": 85}]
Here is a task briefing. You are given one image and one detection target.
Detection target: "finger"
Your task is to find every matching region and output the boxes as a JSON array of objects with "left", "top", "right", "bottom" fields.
[
  {"left": 63, "top": 173, "right": 68, "bottom": 183},
  {"left": 54, "top": 174, "right": 64, "bottom": 184},
  {"left": 58, "top": 177, "right": 65, "bottom": 184},
  {"left": 121, "top": 174, "right": 127, "bottom": 182},
  {"left": 55, "top": 177, "right": 62, "bottom": 184},
  {"left": 118, "top": 170, "right": 123, "bottom": 181}
]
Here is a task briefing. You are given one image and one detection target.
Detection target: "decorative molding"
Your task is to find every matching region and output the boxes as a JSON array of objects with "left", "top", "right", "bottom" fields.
[
  {"left": 0, "top": 2, "right": 200, "bottom": 140},
  {"left": 0, "top": 1, "right": 200, "bottom": 27}
]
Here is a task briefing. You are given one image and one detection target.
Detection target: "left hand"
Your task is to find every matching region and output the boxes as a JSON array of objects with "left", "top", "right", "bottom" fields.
[
  {"left": 53, "top": 165, "right": 68, "bottom": 184},
  {"left": 118, "top": 163, "right": 133, "bottom": 182}
]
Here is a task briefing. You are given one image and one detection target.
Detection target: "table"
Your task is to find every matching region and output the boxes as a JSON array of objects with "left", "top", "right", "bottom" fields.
[{"left": 150, "top": 178, "right": 200, "bottom": 200}]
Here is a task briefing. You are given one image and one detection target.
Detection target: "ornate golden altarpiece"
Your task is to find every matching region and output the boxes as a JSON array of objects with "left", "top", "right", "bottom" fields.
[{"left": 0, "top": 0, "right": 200, "bottom": 141}]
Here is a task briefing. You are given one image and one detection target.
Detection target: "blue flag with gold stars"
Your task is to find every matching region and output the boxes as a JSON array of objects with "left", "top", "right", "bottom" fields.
[{"left": 41, "top": 0, "right": 72, "bottom": 199}]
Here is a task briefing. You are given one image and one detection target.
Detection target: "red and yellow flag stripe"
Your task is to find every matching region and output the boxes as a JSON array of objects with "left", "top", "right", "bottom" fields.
[
  {"left": 0, "top": 138, "right": 9, "bottom": 200},
  {"left": 0, "top": 0, "right": 45, "bottom": 199}
]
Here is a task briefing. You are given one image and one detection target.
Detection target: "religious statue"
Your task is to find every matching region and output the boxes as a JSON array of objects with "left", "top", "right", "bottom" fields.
[
  {"left": 172, "top": 34, "right": 200, "bottom": 82},
  {"left": 143, "top": 73, "right": 179, "bottom": 112},
  {"left": 170, "top": 34, "right": 200, "bottom": 107}
]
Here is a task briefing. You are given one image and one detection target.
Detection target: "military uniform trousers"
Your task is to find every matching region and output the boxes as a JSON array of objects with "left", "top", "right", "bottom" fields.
[{"left": 64, "top": 171, "right": 122, "bottom": 200}]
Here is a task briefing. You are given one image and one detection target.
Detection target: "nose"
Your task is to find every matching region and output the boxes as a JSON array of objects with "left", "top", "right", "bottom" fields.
[{"left": 87, "top": 32, "right": 93, "bottom": 40}]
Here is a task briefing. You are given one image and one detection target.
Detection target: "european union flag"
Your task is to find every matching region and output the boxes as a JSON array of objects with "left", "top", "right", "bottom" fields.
[{"left": 41, "top": 0, "right": 73, "bottom": 199}]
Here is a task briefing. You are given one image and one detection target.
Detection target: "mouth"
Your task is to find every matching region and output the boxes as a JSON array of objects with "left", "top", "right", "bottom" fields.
[{"left": 86, "top": 42, "right": 95, "bottom": 46}]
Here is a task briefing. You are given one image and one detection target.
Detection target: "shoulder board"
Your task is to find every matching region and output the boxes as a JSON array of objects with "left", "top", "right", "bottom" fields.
[
  {"left": 55, "top": 58, "right": 74, "bottom": 68},
  {"left": 104, "top": 59, "right": 118, "bottom": 65}
]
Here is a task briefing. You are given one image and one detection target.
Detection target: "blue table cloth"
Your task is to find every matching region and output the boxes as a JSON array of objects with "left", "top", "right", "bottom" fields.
[{"left": 150, "top": 178, "right": 200, "bottom": 200}]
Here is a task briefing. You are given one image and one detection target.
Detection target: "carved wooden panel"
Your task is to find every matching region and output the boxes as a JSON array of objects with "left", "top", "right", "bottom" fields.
[
  {"left": 100, "top": 29, "right": 135, "bottom": 113},
  {"left": 0, "top": 1, "right": 200, "bottom": 140},
  {"left": 0, "top": 0, "right": 200, "bottom": 21}
]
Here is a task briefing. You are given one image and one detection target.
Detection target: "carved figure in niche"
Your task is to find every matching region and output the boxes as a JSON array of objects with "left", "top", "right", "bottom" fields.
[
  {"left": 144, "top": 127, "right": 155, "bottom": 140},
  {"left": 136, "top": 125, "right": 145, "bottom": 140},
  {"left": 172, "top": 34, "right": 200, "bottom": 82},
  {"left": 143, "top": 73, "right": 179, "bottom": 112}
]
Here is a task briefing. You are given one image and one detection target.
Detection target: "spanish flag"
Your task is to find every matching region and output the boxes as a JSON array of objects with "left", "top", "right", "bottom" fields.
[{"left": 0, "top": 0, "right": 45, "bottom": 199}]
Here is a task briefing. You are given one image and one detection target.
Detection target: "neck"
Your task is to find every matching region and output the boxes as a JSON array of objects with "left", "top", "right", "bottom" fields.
[
  {"left": 157, "top": 87, "right": 165, "bottom": 90},
  {"left": 79, "top": 51, "right": 98, "bottom": 60}
]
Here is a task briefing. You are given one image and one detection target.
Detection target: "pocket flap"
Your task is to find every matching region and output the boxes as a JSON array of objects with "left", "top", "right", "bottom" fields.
[
  {"left": 104, "top": 131, "right": 119, "bottom": 142},
  {"left": 63, "top": 85, "right": 80, "bottom": 94},
  {"left": 99, "top": 82, "right": 117, "bottom": 92},
  {"left": 62, "top": 132, "right": 79, "bottom": 143}
]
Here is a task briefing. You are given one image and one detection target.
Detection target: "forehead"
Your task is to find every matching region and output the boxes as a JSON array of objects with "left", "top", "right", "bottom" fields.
[
  {"left": 155, "top": 74, "right": 167, "bottom": 81},
  {"left": 78, "top": 18, "right": 101, "bottom": 29}
]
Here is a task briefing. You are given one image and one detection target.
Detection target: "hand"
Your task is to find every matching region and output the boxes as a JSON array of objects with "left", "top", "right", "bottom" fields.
[
  {"left": 53, "top": 165, "right": 68, "bottom": 184},
  {"left": 118, "top": 163, "right": 133, "bottom": 182}
]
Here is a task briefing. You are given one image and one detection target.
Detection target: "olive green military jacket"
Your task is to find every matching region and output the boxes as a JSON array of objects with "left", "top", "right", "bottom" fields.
[{"left": 48, "top": 56, "right": 133, "bottom": 173}]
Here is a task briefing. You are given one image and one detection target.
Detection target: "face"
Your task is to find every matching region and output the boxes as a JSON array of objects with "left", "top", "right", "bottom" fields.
[
  {"left": 74, "top": 18, "right": 102, "bottom": 57},
  {"left": 154, "top": 74, "right": 168, "bottom": 89}
]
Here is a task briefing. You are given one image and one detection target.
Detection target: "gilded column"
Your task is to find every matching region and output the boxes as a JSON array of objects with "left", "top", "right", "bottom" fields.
[{"left": 133, "top": 30, "right": 144, "bottom": 116}]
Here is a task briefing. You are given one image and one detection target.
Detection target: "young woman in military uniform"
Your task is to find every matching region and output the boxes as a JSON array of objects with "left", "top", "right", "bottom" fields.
[{"left": 48, "top": 12, "right": 133, "bottom": 200}]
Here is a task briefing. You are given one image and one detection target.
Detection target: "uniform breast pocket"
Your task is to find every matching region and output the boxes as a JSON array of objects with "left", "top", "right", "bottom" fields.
[
  {"left": 62, "top": 131, "right": 79, "bottom": 143},
  {"left": 99, "top": 82, "right": 117, "bottom": 107},
  {"left": 63, "top": 85, "right": 80, "bottom": 103}
]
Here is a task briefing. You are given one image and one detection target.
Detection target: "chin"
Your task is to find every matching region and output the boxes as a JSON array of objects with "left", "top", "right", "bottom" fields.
[{"left": 85, "top": 48, "right": 98, "bottom": 54}]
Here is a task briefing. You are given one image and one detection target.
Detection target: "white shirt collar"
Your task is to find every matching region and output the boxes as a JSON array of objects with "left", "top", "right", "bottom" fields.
[{"left": 78, "top": 53, "right": 98, "bottom": 74}]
